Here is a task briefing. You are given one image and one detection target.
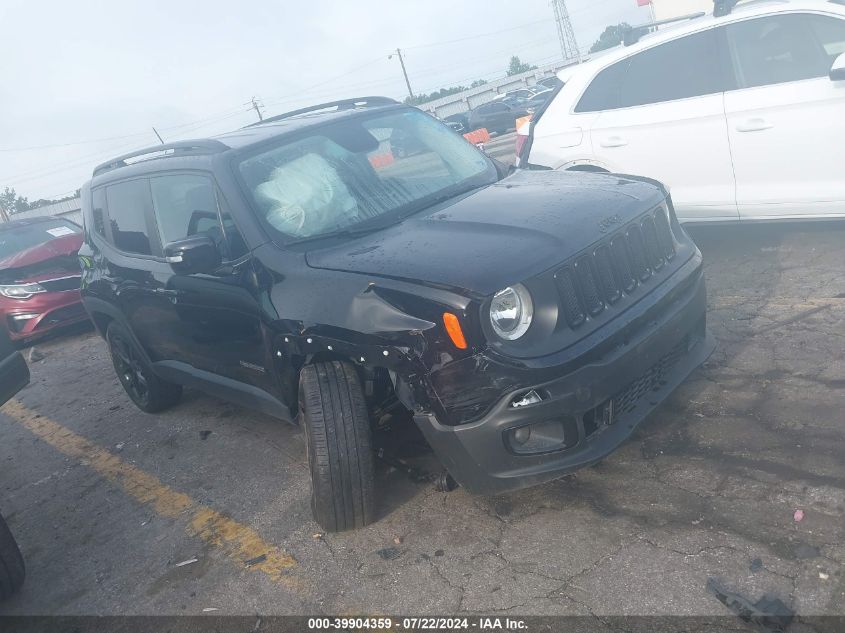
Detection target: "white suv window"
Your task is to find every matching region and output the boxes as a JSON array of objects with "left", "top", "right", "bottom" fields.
[
  {"left": 806, "top": 13, "right": 845, "bottom": 64},
  {"left": 576, "top": 29, "right": 725, "bottom": 112},
  {"left": 726, "top": 14, "right": 832, "bottom": 88}
]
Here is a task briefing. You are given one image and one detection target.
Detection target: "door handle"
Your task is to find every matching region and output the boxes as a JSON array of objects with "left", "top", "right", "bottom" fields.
[
  {"left": 736, "top": 118, "right": 774, "bottom": 133},
  {"left": 153, "top": 288, "right": 183, "bottom": 297},
  {"left": 600, "top": 136, "right": 628, "bottom": 148}
]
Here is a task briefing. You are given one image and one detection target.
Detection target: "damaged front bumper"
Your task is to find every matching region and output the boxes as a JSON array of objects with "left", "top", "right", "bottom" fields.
[{"left": 413, "top": 263, "right": 715, "bottom": 495}]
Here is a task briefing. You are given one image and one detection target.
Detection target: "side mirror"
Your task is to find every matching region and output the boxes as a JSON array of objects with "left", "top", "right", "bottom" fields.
[
  {"left": 831, "top": 52, "right": 845, "bottom": 81},
  {"left": 164, "top": 235, "right": 221, "bottom": 274}
]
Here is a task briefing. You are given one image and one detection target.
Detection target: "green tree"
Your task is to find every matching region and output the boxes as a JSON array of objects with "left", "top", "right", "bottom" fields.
[
  {"left": 0, "top": 187, "right": 29, "bottom": 214},
  {"left": 589, "top": 23, "right": 630, "bottom": 53},
  {"left": 507, "top": 56, "right": 537, "bottom": 76},
  {"left": 469, "top": 79, "right": 487, "bottom": 88}
]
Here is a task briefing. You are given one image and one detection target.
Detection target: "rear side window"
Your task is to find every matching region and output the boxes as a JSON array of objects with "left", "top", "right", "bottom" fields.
[
  {"left": 105, "top": 180, "right": 155, "bottom": 256},
  {"left": 576, "top": 29, "right": 725, "bottom": 111},
  {"left": 575, "top": 61, "right": 630, "bottom": 112},
  {"left": 727, "top": 14, "right": 831, "bottom": 88}
]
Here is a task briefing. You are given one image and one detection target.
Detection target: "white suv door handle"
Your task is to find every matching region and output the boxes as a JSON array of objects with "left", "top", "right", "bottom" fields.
[
  {"left": 599, "top": 136, "right": 628, "bottom": 148},
  {"left": 736, "top": 118, "right": 774, "bottom": 133}
]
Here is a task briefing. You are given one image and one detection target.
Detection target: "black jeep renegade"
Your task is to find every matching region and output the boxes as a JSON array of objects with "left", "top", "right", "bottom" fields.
[{"left": 79, "top": 97, "right": 714, "bottom": 532}]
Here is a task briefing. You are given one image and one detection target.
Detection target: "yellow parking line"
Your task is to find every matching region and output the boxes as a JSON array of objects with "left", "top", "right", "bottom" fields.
[{"left": 1, "top": 399, "right": 298, "bottom": 587}]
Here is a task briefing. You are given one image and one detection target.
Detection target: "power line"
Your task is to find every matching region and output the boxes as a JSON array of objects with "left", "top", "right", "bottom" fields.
[
  {"left": 0, "top": 105, "right": 249, "bottom": 155},
  {"left": 259, "top": 36, "right": 561, "bottom": 115},
  {"left": 403, "top": 18, "right": 552, "bottom": 50},
  {"left": 0, "top": 131, "right": 151, "bottom": 153},
  {"left": 260, "top": 56, "right": 386, "bottom": 109},
  {"left": 2, "top": 2, "right": 616, "bottom": 157},
  {"left": 412, "top": 51, "right": 575, "bottom": 98},
  {"left": 394, "top": 0, "right": 616, "bottom": 52},
  {"left": 4, "top": 107, "right": 251, "bottom": 184},
  {"left": 4, "top": 0, "right": 626, "bottom": 194}
]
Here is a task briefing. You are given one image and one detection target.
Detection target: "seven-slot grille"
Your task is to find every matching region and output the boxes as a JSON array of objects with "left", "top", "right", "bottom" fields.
[
  {"left": 554, "top": 205, "right": 676, "bottom": 330},
  {"left": 38, "top": 275, "right": 81, "bottom": 292}
]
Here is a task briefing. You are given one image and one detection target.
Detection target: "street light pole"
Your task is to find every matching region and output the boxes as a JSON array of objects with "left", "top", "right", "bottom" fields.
[{"left": 389, "top": 48, "right": 415, "bottom": 100}]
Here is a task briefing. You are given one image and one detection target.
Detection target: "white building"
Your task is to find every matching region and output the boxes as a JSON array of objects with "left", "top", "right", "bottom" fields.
[
  {"left": 2, "top": 197, "right": 82, "bottom": 226},
  {"left": 649, "top": 0, "right": 712, "bottom": 21}
]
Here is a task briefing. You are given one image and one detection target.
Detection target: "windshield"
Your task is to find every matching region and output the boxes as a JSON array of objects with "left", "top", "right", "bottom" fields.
[
  {"left": 0, "top": 219, "right": 81, "bottom": 260},
  {"left": 237, "top": 109, "right": 497, "bottom": 241}
]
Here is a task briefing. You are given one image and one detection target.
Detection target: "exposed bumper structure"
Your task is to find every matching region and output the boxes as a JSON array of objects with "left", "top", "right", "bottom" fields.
[{"left": 414, "top": 264, "right": 714, "bottom": 495}]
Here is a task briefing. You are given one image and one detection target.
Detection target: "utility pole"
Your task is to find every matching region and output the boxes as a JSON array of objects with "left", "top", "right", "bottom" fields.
[
  {"left": 152, "top": 127, "right": 165, "bottom": 144},
  {"left": 250, "top": 97, "right": 264, "bottom": 122},
  {"left": 551, "top": 0, "right": 581, "bottom": 64},
  {"left": 389, "top": 48, "right": 415, "bottom": 100}
]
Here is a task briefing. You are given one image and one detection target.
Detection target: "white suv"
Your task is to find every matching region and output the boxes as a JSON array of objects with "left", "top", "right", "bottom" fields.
[{"left": 519, "top": 0, "right": 845, "bottom": 222}]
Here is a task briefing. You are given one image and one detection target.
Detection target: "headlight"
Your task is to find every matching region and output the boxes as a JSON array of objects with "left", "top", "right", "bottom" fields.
[
  {"left": 0, "top": 283, "right": 47, "bottom": 300},
  {"left": 489, "top": 284, "right": 533, "bottom": 340}
]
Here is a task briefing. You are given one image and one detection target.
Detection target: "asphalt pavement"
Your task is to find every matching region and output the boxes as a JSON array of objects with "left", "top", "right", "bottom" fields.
[{"left": 0, "top": 221, "right": 843, "bottom": 624}]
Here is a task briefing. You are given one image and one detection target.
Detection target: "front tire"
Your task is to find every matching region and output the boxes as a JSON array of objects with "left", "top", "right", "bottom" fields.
[
  {"left": 0, "top": 513, "right": 25, "bottom": 601},
  {"left": 106, "top": 323, "right": 182, "bottom": 413},
  {"left": 299, "top": 361, "right": 375, "bottom": 532}
]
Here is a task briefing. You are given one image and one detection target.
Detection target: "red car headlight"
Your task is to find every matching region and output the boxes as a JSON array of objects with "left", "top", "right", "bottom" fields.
[{"left": 0, "top": 283, "right": 47, "bottom": 300}]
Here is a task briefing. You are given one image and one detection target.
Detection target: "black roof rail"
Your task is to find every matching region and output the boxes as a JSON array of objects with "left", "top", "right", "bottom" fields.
[
  {"left": 245, "top": 96, "right": 399, "bottom": 128},
  {"left": 92, "top": 139, "right": 228, "bottom": 177},
  {"left": 622, "top": 11, "right": 706, "bottom": 45}
]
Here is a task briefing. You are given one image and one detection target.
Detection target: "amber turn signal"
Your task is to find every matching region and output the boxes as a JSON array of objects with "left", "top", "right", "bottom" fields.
[{"left": 443, "top": 312, "right": 467, "bottom": 350}]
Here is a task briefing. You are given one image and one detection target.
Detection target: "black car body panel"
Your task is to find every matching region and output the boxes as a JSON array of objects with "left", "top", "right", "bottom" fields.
[
  {"left": 306, "top": 170, "right": 665, "bottom": 296},
  {"left": 79, "top": 99, "right": 713, "bottom": 495}
]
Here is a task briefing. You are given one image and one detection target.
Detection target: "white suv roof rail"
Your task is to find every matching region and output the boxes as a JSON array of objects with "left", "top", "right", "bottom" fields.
[{"left": 623, "top": 12, "right": 707, "bottom": 46}]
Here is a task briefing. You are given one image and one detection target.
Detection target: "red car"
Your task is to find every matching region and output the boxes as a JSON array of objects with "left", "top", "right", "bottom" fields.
[{"left": 0, "top": 216, "right": 87, "bottom": 343}]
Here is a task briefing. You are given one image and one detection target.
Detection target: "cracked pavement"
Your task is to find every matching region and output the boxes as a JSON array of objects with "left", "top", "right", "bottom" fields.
[{"left": 0, "top": 222, "right": 843, "bottom": 620}]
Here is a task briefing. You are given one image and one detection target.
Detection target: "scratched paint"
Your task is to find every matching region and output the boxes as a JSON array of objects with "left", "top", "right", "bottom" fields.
[{"left": 2, "top": 399, "right": 298, "bottom": 586}]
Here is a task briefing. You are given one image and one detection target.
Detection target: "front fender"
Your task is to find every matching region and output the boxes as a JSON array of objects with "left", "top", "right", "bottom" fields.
[{"left": 261, "top": 260, "right": 479, "bottom": 417}]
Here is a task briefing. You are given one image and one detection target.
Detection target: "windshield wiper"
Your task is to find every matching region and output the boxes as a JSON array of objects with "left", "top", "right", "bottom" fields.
[{"left": 286, "top": 223, "right": 386, "bottom": 245}]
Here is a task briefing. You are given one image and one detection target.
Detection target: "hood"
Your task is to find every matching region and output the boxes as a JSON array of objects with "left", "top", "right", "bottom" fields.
[
  {"left": 0, "top": 233, "right": 83, "bottom": 283},
  {"left": 306, "top": 170, "right": 665, "bottom": 296}
]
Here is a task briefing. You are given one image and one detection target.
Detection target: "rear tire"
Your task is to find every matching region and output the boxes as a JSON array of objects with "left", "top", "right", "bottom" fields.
[
  {"left": 106, "top": 322, "right": 182, "bottom": 413},
  {"left": 299, "top": 361, "right": 375, "bottom": 532},
  {"left": 0, "top": 513, "right": 25, "bottom": 601}
]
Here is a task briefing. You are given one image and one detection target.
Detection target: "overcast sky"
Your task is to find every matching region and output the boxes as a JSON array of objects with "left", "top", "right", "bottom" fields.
[{"left": 0, "top": 0, "right": 649, "bottom": 200}]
